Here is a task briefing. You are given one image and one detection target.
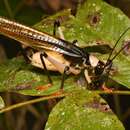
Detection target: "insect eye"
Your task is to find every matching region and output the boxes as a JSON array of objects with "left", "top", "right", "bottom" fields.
[{"left": 95, "top": 64, "right": 104, "bottom": 75}]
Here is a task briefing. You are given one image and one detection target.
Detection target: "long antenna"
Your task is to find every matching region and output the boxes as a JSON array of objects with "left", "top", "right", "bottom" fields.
[
  {"left": 104, "top": 27, "right": 130, "bottom": 79},
  {"left": 102, "top": 27, "right": 130, "bottom": 87},
  {"left": 104, "top": 42, "right": 130, "bottom": 87},
  {"left": 110, "top": 41, "right": 130, "bottom": 62},
  {"left": 106, "top": 27, "right": 130, "bottom": 64}
]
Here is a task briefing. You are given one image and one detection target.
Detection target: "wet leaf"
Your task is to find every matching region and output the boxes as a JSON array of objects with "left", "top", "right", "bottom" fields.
[{"left": 45, "top": 90, "right": 124, "bottom": 130}]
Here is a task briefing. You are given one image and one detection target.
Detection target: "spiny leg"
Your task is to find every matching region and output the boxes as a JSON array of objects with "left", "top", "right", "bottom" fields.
[
  {"left": 53, "top": 20, "right": 79, "bottom": 44},
  {"left": 53, "top": 20, "right": 60, "bottom": 36},
  {"left": 60, "top": 66, "right": 70, "bottom": 90},
  {"left": 84, "top": 69, "right": 92, "bottom": 84},
  {"left": 70, "top": 1, "right": 80, "bottom": 16},
  {"left": 40, "top": 52, "right": 52, "bottom": 84},
  {"left": 53, "top": 19, "right": 65, "bottom": 39},
  {"left": 40, "top": 53, "right": 70, "bottom": 92},
  {"left": 40, "top": 51, "right": 70, "bottom": 90},
  {"left": 40, "top": 52, "right": 80, "bottom": 90}
]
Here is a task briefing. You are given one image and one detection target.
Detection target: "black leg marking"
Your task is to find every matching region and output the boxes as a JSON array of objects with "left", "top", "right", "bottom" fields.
[
  {"left": 71, "top": 5, "right": 78, "bottom": 16},
  {"left": 40, "top": 52, "right": 52, "bottom": 84},
  {"left": 72, "top": 39, "right": 78, "bottom": 45},
  {"left": 71, "top": 1, "right": 82, "bottom": 16},
  {"left": 60, "top": 66, "right": 70, "bottom": 89},
  {"left": 53, "top": 20, "right": 60, "bottom": 36}
]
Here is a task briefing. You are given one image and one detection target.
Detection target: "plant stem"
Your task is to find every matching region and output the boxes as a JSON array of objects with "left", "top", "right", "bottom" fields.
[{"left": 0, "top": 93, "right": 67, "bottom": 114}]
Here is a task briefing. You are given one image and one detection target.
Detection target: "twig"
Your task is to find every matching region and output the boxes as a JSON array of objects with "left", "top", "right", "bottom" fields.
[
  {"left": 97, "top": 90, "right": 130, "bottom": 95},
  {"left": 0, "top": 93, "right": 67, "bottom": 114}
]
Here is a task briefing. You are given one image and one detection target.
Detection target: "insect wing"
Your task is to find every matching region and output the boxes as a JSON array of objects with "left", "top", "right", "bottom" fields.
[{"left": 0, "top": 17, "right": 85, "bottom": 58}]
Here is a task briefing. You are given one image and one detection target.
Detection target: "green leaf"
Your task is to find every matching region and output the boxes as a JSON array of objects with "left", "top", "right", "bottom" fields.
[
  {"left": 35, "top": 0, "right": 130, "bottom": 47},
  {"left": 109, "top": 55, "right": 130, "bottom": 88},
  {"left": 0, "top": 57, "right": 78, "bottom": 96},
  {"left": 45, "top": 90, "right": 124, "bottom": 130},
  {"left": 0, "top": 96, "right": 5, "bottom": 109}
]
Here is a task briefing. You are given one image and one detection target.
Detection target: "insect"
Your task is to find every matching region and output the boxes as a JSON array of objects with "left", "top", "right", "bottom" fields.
[{"left": 0, "top": 16, "right": 129, "bottom": 91}]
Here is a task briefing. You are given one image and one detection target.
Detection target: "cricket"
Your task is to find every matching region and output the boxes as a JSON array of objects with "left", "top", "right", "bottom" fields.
[{"left": 0, "top": 16, "right": 129, "bottom": 91}]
